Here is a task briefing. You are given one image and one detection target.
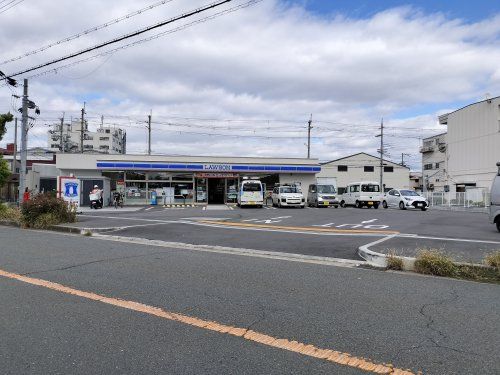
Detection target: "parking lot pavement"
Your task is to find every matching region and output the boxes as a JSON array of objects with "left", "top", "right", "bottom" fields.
[{"left": 73, "top": 205, "right": 499, "bottom": 263}]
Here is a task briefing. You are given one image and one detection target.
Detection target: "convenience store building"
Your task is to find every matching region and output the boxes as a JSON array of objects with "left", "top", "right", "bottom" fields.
[{"left": 41, "top": 153, "right": 321, "bottom": 206}]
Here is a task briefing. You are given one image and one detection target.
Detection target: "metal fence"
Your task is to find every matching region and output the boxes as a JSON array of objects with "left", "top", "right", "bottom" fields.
[{"left": 422, "top": 188, "right": 490, "bottom": 209}]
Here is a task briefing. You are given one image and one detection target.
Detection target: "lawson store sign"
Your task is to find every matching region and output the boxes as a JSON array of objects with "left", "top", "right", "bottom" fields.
[{"left": 96, "top": 161, "right": 320, "bottom": 173}]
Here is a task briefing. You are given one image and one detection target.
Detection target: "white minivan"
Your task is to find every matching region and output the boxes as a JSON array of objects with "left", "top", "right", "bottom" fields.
[
  {"left": 490, "top": 162, "right": 500, "bottom": 232},
  {"left": 340, "top": 181, "right": 383, "bottom": 209},
  {"left": 237, "top": 179, "right": 264, "bottom": 208}
]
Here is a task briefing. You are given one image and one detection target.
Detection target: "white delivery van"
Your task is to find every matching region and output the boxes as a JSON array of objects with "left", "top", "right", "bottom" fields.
[
  {"left": 490, "top": 162, "right": 500, "bottom": 232},
  {"left": 238, "top": 179, "right": 264, "bottom": 208},
  {"left": 341, "top": 181, "right": 383, "bottom": 209}
]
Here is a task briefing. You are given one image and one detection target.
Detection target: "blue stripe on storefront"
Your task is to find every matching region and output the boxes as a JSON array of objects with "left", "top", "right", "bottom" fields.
[{"left": 96, "top": 162, "right": 320, "bottom": 173}]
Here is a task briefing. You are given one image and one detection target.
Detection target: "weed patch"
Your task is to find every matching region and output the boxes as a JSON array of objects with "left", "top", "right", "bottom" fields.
[
  {"left": 485, "top": 251, "right": 500, "bottom": 269},
  {"left": 21, "top": 193, "right": 76, "bottom": 229},
  {"left": 386, "top": 251, "right": 404, "bottom": 271},
  {"left": 414, "top": 250, "right": 457, "bottom": 277}
]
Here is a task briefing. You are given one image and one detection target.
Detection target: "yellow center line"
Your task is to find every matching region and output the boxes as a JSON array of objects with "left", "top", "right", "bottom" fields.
[
  {"left": 199, "top": 220, "right": 400, "bottom": 235},
  {"left": 0, "top": 268, "right": 415, "bottom": 374}
]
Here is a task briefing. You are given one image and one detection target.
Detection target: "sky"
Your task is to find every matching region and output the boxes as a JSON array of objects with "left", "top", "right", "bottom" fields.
[{"left": 0, "top": 0, "right": 499, "bottom": 171}]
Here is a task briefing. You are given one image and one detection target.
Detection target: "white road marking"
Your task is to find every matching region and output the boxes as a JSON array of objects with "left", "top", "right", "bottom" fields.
[
  {"left": 361, "top": 219, "right": 377, "bottom": 224},
  {"left": 146, "top": 207, "right": 154, "bottom": 211},
  {"left": 312, "top": 223, "right": 336, "bottom": 227}
]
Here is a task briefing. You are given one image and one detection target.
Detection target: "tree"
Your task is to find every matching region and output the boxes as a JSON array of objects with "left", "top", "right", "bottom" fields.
[{"left": 0, "top": 112, "right": 14, "bottom": 188}]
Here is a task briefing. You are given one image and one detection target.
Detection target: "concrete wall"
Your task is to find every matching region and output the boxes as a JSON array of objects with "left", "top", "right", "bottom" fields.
[
  {"left": 445, "top": 97, "right": 500, "bottom": 192},
  {"left": 318, "top": 153, "right": 410, "bottom": 191}
]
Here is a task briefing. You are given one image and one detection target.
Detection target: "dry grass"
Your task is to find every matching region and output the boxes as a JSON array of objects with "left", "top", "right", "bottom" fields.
[
  {"left": 414, "top": 249, "right": 457, "bottom": 277},
  {"left": 484, "top": 251, "right": 500, "bottom": 269},
  {"left": 386, "top": 251, "right": 404, "bottom": 271}
]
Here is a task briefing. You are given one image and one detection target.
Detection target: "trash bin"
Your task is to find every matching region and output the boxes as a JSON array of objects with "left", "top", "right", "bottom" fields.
[{"left": 151, "top": 191, "right": 157, "bottom": 205}]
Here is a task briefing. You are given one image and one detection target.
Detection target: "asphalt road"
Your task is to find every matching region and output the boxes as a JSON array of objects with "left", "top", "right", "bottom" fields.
[
  {"left": 71, "top": 205, "right": 500, "bottom": 263},
  {"left": 0, "top": 226, "right": 499, "bottom": 374}
]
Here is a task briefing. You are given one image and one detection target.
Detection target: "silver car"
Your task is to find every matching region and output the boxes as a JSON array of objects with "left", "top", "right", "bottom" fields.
[{"left": 307, "top": 184, "right": 339, "bottom": 208}]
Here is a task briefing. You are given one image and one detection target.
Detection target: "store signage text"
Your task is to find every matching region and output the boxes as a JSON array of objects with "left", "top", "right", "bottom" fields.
[
  {"left": 195, "top": 172, "right": 239, "bottom": 178},
  {"left": 203, "top": 164, "right": 231, "bottom": 171}
]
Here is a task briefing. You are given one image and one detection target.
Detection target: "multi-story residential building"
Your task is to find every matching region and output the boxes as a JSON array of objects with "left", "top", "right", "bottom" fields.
[
  {"left": 48, "top": 119, "right": 126, "bottom": 154},
  {"left": 438, "top": 95, "right": 500, "bottom": 192},
  {"left": 420, "top": 132, "right": 447, "bottom": 191}
]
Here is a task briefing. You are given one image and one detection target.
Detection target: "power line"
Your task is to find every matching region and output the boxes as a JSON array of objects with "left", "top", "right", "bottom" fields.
[
  {"left": 0, "top": 0, "right": 175, "bottom": 65},
  {"left": 8, "top": 0, "right": 234, "bottom": 78},
  {"left": 11, "top": 0, "right": 262, "bottom": 82},
  {"left": 0, "top": 0, "right": 24, "bottom": 15}
]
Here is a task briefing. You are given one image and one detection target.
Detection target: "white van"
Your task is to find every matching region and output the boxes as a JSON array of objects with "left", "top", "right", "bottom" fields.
[
  {"left": 490, "top": 162, "right": 500, "bottom": 232},
  {"left": 340, "top": 181, "right": 383, "bottom": 209},
  {"left": 238, "top": 179, "right": 264, "bottom": 208}
]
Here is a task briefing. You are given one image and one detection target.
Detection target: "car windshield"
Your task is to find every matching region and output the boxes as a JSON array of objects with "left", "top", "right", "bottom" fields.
[
  {"left": 317, "top": 185, "right": 336, "bottom": 194},
  {"left": 400, "top": 190, "right": 419, "bottom": 196},
  {"left": 361, "top": 184, "right": 380, "bottom": 192},
  {"left": 242, "top": 183, "right": 261, "bottom": 192},
  {"left": 281, "top": 187, "right": 299, "bottom": 193}
]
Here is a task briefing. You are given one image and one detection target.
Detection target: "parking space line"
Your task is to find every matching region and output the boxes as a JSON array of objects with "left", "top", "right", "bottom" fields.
[
  {"left": 0, "top": 268, "right": 414, "bottom": 375},
  {"left": 198, "top": 220, "right": 399, "bottom": 235}
]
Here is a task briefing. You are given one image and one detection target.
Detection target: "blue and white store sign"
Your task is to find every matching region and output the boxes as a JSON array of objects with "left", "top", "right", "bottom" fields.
[
  {"left": 59, "top": 177, "right": 80, "bottom": 208},
  {"left": 96, "top": 161, "right": 320, "bottom": 173}
]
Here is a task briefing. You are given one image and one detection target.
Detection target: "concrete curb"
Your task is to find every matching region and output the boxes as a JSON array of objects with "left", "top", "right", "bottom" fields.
[
  {"left": 50, "top": 225, "right": 125, "bottom": 235},
  {"left": 358, "top": 235, "right": 416, "bottom": 270},
  {"left": 0, "top": 220, "right": 21, "bottom": 228}
]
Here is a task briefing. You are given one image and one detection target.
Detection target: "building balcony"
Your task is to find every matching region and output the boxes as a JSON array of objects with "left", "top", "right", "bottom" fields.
[{"left": 419, "top": 145, "right": 435, "bottom": 153}]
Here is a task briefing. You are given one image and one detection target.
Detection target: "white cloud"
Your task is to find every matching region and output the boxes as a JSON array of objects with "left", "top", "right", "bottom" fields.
[{"left": 0, "top": 0, "right": 499, "bottom": 171}]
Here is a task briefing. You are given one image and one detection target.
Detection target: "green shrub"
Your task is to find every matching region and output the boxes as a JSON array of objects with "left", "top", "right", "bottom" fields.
[
  {"left": 21, "top": 193, "right": 76, "bottom": 228},
  {"left": 414, "top": 250, "right": 457, "bottom": 277},
  {"left": 386, "top": 251, "right": 404, "bottom": 271},
  {"left": 485, "top": 251, "right": 500, "bottom": 269}
]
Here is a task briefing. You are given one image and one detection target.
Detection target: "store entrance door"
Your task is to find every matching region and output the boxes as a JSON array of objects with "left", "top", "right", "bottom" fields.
[{"left": 208, "top": 178, "right": 225, "bottom": 204}]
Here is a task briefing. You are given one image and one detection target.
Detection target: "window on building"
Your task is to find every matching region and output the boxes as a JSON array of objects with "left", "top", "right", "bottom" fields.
[
  {"left": 338, "top": 165, "right": 348, "bottom": 172},
  {"left": 99, "top": 137, "right": 109, "bottom": 141},
  {"left": 435, "top": 162, "right": 440, "bottom": 169},
  {"left": 384, "top": 166, "right": 394, "bottom": 172},
  {"left": 364, "top": 166, "right": 374, "bottom": 172},
  {"left": 99, "top": 145, "right": 109, "bottom": 149},
  {"left": 105, "top": 129, "right": 110, "bottom": 133},
  {"left": 424, "top": 164, "right": 433, "bottom": 170}
]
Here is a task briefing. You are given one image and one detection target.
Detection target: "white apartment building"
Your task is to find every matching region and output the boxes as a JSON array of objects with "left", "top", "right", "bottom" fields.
[
  {"left": 317, "top": 152, "right": 410, "bottom": 193},
  {"left": 420, "top": 132, "right": 447, "bottom": 191},
  {"left": 438, "top": 96, "right": 500, "bottom": 192},
  {"left": 48, "top": 119, "right": 126, "bottom": 154}
]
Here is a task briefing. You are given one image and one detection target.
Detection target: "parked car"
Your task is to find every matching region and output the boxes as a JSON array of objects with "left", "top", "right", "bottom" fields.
[
  {"left": 340, "top": 181, "right": 382, "bottom": 209},
  {"left": 272, "top": 185, "right": 305, "bottom": 208},
  {"left": 383, "top": 189, "right": 428, "bottom": 211},
  {"left": 238, "top": 179, "right": 264, "bottom": 208},
  {"left": 307, "top": 184, "right": 339, "bottom": 208},
  {"left": 490, "top": 162, "right": 500, "bottom": 232}
]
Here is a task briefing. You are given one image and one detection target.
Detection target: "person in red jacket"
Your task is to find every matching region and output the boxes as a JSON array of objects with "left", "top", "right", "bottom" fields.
[{"left": 23, "top": 187, "right": 30, "bottom": 202}]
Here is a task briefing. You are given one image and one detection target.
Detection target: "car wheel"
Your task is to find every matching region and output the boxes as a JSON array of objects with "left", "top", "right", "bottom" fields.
[
  {"left": 421, "top": 207, "right": 427, "bottom": 211},
  {"left": 315, "top": 201, "right": 319, "bottom": 208},
  {"left": 496, "top": 221, "right": 500, "bottom": 232},
  {"left": 340, "top": 201, "right": 345, "bottom": 208},
  {"left": 374, "top": 203, "right": 379, "bottom": 209},
  {"left": 278, "top": 201, "right": 282, "bottom": 208},
  {"left": 355, "top": 200, "right": 362, "bottom": 208},
  {"left": 399, "top": 201, "right": 406, "bottom": 210},
  {"left": 382, "top": 201, "right": 388, "bottom": 209},
  {"left": 334, "top": 205, "right": 339, "bottom": 208}
]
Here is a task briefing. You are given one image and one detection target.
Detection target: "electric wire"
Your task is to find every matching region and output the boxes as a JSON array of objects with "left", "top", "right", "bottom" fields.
[
  {"left": 0, "top": 0, "right": 24, "bottom": 14},
  {"left": 0, "top": 0, "right": 175, "bottom": 65},
  {"left": 8, "top": 0, "right": 235, "bottom": 77},
  {"left": 15, "top": 0, "right": 263, "bottom": 81}
]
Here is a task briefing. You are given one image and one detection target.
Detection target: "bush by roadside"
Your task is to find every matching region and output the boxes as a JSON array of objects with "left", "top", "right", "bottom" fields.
[
  {"left": 411, "top": 249, "right": 499, "bottom": 284},
  {"left": 0, "top": 203, "right": 22, "bottom": 225},
  {"left": 414, "top": 250, "right": 457, "bottom": 277},
  {"left": 20, "top": 193, "right": 76, "bottom": 229},
  {"left": 386, "top": 251, "right": 404, "bottom": 271}
]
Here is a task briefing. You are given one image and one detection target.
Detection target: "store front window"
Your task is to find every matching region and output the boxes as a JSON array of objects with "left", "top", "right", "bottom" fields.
[
  {"left": 226, "top": 178, "right": 238, "bottom": 203},
  {"left": 196, "top": 178, "right": 207, "bottom": 203}
]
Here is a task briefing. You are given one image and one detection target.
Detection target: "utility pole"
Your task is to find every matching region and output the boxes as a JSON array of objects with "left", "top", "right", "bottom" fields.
[
  {"left": 375, "top": 118, "right": 384, "bottom": 192},
  {"left": 307, "top": 114, "right": 312, "bottom": 159},
  {"left": 12, "top": 117, "right": 17, "bottom": 173},
  {"left": 80, "top": 103, "right": 86, "bottom": 153},
  {"left": 401, "top": 153, "right": 410, "bottom": 167},
  {"left": 60, "top": 113, "right": 65, "bottom": 153},
  {"left": 147, "top": 110, "right": 152, "bottom": 155},
  {"left": 19, "top": 79, "right": 28, "bottom": 203}
]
